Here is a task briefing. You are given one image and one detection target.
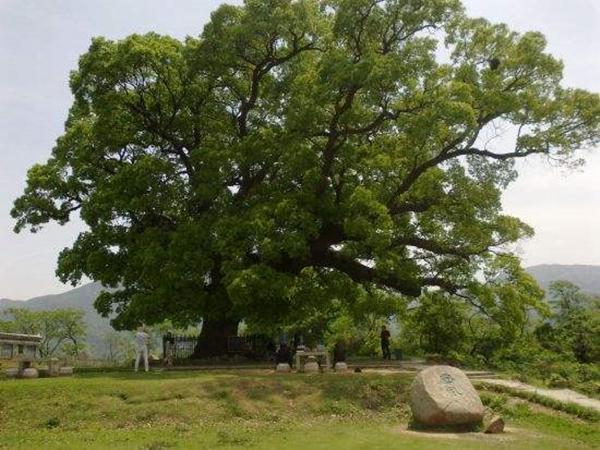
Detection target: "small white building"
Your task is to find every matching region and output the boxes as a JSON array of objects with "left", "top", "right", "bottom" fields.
[{"left": 0, "top": 332, "right": 42, "bottom": 360}]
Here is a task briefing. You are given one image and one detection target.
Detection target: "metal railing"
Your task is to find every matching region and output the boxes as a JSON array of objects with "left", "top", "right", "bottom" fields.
[{"left": 162, "top": 334, "right": 276, "bottom": 362}]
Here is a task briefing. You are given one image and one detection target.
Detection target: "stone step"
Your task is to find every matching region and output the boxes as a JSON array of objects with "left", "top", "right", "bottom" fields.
[
  {"left": 468, "top": 374, "right": 500, "bottom": 380},
  {"left": 347, "top": 364, "right": 424, "bottom": 371},
  {"left": 347, "top": 360, "right": 426, "bottom": 367}
]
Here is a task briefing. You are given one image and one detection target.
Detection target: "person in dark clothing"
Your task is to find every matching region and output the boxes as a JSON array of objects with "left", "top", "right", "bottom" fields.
[
  {"left": 164, "top": 332, "right": 175, "bottom": 368},
  {"left": 333, "top": 341, "right": 346, "bottom": 365},
  {"left": 276, "top": 343, "right": 291, "bottom": 364},
  {"left": 380, "top": 325, "right": 391, "bottom": 360}
]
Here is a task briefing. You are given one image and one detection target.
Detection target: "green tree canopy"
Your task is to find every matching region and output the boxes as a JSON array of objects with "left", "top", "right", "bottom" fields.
[
  {"left": 548, "top": 280, "right": 594, "bottom": 317},
  {"left": 536, "top": 280, "right": 600, "bottom": 363},
  {"left": 1, "top": 308, "right": 86, "bottom": 358},
  {"left": 12, "top": 0, "right": 599, "bottom": 353}
]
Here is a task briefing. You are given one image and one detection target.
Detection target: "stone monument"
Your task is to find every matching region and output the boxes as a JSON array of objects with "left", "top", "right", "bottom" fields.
[{"left": 409, "top": 365, "right": 484, "bottom": 427}]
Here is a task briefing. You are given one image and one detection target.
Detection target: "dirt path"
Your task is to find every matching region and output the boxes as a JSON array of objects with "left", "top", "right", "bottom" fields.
[{"left": 477, "top": 378, "right": 600, "bottom": 412}]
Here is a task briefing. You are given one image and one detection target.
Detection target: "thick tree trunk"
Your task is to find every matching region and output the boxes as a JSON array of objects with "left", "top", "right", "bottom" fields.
[{"left": 193, "top": 318, "right": 240, "bottom": 358}]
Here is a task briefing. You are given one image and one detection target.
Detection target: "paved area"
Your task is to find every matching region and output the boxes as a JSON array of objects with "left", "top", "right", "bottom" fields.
[{"left": 476, "top": 378, "right": 600, "bottom": 412}]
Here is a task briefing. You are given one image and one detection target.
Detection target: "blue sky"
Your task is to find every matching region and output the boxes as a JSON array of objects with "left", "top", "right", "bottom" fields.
[{"left": 1, "top": 0, "right": 599, "bottom": 299}]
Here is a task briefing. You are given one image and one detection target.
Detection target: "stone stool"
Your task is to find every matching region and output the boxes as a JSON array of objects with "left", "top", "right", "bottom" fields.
[
  {"left": 59, "top": 367, "right": 74, "bottom": 376},
  {"left": 334, "top": 362, "right": 348, "bottom": 372},
  {"left": 5, "top": 368, "right": 18, "bottom": 378},
  {"left": 21, "top": 368, "right": 39, "bottom": 378},
  {"left": 276, "top": 363, "right": 291, "bottom": 373},
  {"left": 304, "top": 356, "right": 320, "bottom": 373}
]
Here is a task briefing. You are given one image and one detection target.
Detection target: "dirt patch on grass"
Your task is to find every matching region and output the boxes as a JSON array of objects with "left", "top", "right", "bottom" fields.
[
  {"left": 392, "top": 424, "right": 536, "bottom": 442},
  {"left": 362, "top": 369, "right": 417, "bottom": 375}
]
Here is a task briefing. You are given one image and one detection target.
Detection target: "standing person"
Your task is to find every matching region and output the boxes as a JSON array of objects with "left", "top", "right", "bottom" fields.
[
  {"left": 135, "top": 326, "right": 150, "bottom": 372},
  {"left": 333, "top": 340, "right": 346, "bottom": 365},
  {"left": 380, "top": 325, "right": 391, "bottom": 360},
  {"left": 164, "top": 332, "right": 174, "bottom": 368},
  {"left": 278, "top": 328, "right": 288, "bottom": 348}
]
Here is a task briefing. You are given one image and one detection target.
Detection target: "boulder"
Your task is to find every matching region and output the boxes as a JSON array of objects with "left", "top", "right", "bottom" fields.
[
  {"left": 276, "top": 363, "right": 291, "bottom": 373},
  {"left": 59, "top": 366, "right": 74, "bottom": 376},
  {"left": 334, "top": 362, "right": 348, "bottom": 372},
  {"left": 484, "top": 416, "right": 505, "bottom": 434},
  {"left": 410, "top": 365, "right": 484, "bottom": 427},
  {"left": 21, "top": 368, "right": 39, "bottom": 379}
]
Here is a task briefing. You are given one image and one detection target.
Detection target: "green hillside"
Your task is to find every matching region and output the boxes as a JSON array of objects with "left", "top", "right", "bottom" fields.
[
  {"left": 1, "top": 371, "right": 598, "bottom": 450},
  {"left": 526, "top": 265, "right": 600, "bottom": 295}
]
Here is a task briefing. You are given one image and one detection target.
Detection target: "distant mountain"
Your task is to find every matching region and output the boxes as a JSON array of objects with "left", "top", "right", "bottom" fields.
[
  {"left": 526, "top": 264, "right": 600, "bottom": 295},
  {"left": 0, "top": 282, "right": 104, "bottom": 313},
  {"left": 0, "top": 283, "right": 114, "bottom": 357}
]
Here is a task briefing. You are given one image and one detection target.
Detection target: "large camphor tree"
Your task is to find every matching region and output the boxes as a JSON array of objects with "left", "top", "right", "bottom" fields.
[{"left": 13, "top": 0, "right": 599, "bottom": 356}]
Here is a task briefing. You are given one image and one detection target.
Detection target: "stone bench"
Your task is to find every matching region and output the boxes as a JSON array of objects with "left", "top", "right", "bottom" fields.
[
  {"left": 21, "top": 368, "right": 39, "bottom": 378},
  {"left": 4, "top": 368, "right": 19, "bottom": 378},
  {"left": 59, "top": 366, "right": 74, "bottom": 376},
  {"left": 334, "top": 362, "right": 348, "bottom": 372},
  {"left": 303, "top": 356, "right": 320, "bottom": 373},
  {"left": 276, "top": 363, "right": 291, "bottom": 373}
]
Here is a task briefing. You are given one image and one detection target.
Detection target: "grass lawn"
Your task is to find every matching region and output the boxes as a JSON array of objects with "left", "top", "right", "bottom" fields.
[{"left": 0, "top": 370, "right": 598, "bottom": 449}]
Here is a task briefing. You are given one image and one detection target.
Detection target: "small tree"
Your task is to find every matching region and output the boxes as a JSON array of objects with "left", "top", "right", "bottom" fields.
[
  {"left": 3, "top": 308, "right": 87, "bottom": 358},
  {"left": 548, "top": 280, "right": 591, "bottom": 318},
  {"left": 538, "top": 281, "right": 600, "bottom": 363},
  {"left": 400, "top": 257, "right": 547, "bottom": 360},
  {"left": 402, "top": 292, "right": 468, "bottom": 357},
  {"left": 102, "top": 330, "right": 136, "bottom": 364},
  {"left": 0, "top": 320, "right": 16, "bottom": 333}
]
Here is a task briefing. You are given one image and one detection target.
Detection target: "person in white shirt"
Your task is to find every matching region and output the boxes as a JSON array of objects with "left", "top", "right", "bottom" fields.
[{"left": 134, "top": 327, "right": 150, "bottom": 372}]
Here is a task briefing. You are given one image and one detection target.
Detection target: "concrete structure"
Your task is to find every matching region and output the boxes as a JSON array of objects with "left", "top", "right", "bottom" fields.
[
  {"left": 0, "top": 332, "right": 41, "bottom": 361},
  {"left": 295, "top": 350, "right": 330, "bottom": 373},
  {"left": 1, "top": 332, "right": 42, "bottom": 378}
]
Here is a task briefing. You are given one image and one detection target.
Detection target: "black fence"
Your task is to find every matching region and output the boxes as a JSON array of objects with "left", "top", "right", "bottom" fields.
[
  {"left": 163, "top": 335, "right": 199, "bottom": 360},
  {"left": 162, "top": 334, "right": 276, "bottom": 362}
]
